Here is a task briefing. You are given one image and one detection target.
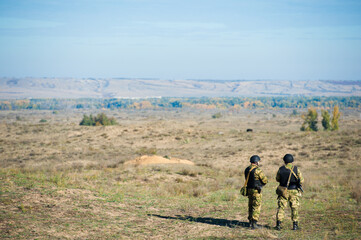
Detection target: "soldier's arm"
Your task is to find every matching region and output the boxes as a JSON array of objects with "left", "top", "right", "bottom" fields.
[
  {"left": 297, "top": 168, "right": 304, "bottom": 185},
  {"left": 257, "top": 169, "right": 268, "bottom": 185}
]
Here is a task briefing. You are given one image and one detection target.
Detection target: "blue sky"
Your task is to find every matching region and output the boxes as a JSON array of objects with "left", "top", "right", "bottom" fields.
[{"left": 0, "top": 0, "right": 360, "bottom": 80}]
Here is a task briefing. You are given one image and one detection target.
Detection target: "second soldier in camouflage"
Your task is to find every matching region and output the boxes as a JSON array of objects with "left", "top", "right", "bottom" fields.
[{"left": 275, "top": 154, "right": 304, "bottom": 230}]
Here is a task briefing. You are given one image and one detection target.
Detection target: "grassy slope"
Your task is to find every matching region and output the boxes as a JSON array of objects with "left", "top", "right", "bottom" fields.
[{"left": 0, "top": 109, "right": 360, "bottom": 239}]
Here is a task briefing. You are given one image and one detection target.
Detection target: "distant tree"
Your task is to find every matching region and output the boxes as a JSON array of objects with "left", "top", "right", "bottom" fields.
[
  {"left": 212, "top": 112, "right": 222, "bottom": 119},
  {"left": 96, "top": 113, "right": 109, "bottom": 126},
  {"left": 0, "top": 101, "right": 12, "bottom": 110},
  {"left": 76, "top": 104, "right": 84, "bottom": 109},
  {"left": 96, "top": 113, "right": 117, "bottom": 126},
  {"left": 321, "top": 110, "right": 331, "bottom": 130},
  {"left": 331, "top": 105, "right": 341, "bottom": 131},
  {"left": 80, "top": 114, "right": 94, "bottom": 126},
  {"left": 80, "top": 113, "right": 117, "bottom": 126},
  {"left": 292, "top": 109, "right": 298, "bottom": 116},
  {"left": 301, "top": 108, "right": 318, "bottom": 131},
  {"left": 170, "top": 101, "right": 182, "bottom": 108}
]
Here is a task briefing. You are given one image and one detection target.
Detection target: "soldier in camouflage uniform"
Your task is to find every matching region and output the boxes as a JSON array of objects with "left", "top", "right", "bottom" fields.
[
  {"left": 275, "top": 154, "right": 304, "bottom": 230},
  {"left": 244, "top": 155, "right": 268, "bottom": 229}
]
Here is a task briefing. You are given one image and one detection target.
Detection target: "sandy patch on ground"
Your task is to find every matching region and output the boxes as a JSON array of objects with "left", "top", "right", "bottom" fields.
[{"left": 124, "top": 155, "right": 195, "bottom": 166}]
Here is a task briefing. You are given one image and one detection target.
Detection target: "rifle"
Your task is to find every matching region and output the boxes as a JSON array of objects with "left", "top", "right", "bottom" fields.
[
  {"left": 255, "top": 182, "right": 266, "bottom": 194},
  {"left": 296, "top": 179, "right": 304, "bottom": 193},
  {"left": 298, "top": 184, "right": 304, "bottom": 193},
  {"left": 290, "top": 167, "right": 304, "bottom": 193}
]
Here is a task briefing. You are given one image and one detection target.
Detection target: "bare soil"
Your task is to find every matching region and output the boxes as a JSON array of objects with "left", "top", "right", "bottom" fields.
[{"left": 124, "top": 155, "right": 195, "bottom": 166}]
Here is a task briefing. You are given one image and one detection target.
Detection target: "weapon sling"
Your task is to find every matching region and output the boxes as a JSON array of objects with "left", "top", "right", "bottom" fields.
[
  {"left": 240, "top": 166, "right": 256, "bottom": 196},
  {"left": 286, "top": 166, "right": 293, "bottom": 188},
  {"left": 276, "top": 166, "right": 293, "bottom": 198}
]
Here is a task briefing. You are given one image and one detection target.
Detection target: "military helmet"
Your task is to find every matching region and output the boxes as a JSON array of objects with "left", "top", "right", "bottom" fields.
[
  {"left": 250, "top": 155, "right": 260, "bottom": 163},
  {"left": 283, "top": 154, "right": 294, "bottom": 163}
]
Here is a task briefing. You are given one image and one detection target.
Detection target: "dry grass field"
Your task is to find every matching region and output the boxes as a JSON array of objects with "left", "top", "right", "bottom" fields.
[{"left": 0, "top": 109, "right": 360, "bottom": 239}]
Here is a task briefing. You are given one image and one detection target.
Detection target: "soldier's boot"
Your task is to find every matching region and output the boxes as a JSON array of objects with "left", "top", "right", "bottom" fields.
[
  {"left": 292, "top": 221, "right": 299, "bottom": 230},
  {"left": 251, "top": 220, "right": 261, "bottom": 229},
  {"left": 275, "top": 220, "right": 282, "bottom": 230}
]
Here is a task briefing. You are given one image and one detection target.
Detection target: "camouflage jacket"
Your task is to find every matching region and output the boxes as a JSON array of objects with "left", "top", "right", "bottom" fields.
[{"left": 245, "top": 164, "right": 268, "bottom": 187}]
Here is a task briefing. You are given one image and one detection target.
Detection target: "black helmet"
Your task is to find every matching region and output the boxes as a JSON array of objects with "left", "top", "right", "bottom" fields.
[
  {"left": 250, "top": 155, "right": 260, "bottom": 163},
  {"left": 283, "top": 154, "right": 294, "bottom": 163}
]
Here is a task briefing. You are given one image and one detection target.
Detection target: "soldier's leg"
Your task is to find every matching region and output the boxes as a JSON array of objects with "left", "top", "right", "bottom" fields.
[
  {"left": 248, "top": 195, "right": 253, "bottom": 222},
  {"left": 289, "top": 190, "right": 300, "bottom": 222},
  {"left": 276, "top": 196, "right": 288, "bottom": 222},
  {"left": 248, "top": 190, "right": 262, "bottom": 229},
  {"left": 251, "top": 192, "right": 262, "bottom": 222}
]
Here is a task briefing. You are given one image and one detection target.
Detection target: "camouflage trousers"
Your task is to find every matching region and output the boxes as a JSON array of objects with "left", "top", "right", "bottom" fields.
[
  {"left": 276, "top": 189, "right": 300, "bottom": 222},
  {"left": 247, "top": 189, "right": 262, "bottom": 221}
]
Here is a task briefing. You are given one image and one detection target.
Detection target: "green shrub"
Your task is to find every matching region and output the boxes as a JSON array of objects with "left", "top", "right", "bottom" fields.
[
  {"left": 80, "top": 113, "right": 117, "bottom": 126},
  {"left": 212, "top": 112, "right": 222, "bottom": 119},
  {"left": 301, "top": 107, "right": 318, "bottom": 131},
  {"left": 321, "top": 110, "right": 331, "bottom": 130}
]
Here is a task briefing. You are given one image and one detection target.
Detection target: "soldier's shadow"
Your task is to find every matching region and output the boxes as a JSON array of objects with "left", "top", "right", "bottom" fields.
[{"left": 148, "top": 214, "right": 271, "bottom": 229}]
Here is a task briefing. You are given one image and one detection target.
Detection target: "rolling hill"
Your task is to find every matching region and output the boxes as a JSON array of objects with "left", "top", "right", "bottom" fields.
[{"left": 0, "top": 77, "right": 360, "bottom": 99}]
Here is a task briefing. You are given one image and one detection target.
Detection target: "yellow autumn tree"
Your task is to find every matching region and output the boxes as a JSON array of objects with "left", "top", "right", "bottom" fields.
[
  {"left": 331, "top": 105, "right": 341, "bottom": 131},
  {"left": 140, "top": 101, "right": 152, "bottom": 109}
]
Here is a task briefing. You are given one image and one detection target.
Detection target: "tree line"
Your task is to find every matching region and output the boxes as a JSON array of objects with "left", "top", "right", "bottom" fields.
[{"left": 0, "top": 96, "right": 360, "bottom": 110}]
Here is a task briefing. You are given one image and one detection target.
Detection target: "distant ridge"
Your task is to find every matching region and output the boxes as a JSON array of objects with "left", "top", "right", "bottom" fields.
[{"left": 0, "top": 78, "right": 360, "bottom": 99}]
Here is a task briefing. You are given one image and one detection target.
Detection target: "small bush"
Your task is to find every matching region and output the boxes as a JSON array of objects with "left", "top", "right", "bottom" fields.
[
  {"left": 212, "top": 112, "right": 222, "bottom": 119},
  {"left": 160, "top": 181, "right": 208, "bottom": 198},
  {"left": 136, "top": 147, "right": 157, "bottom": 155},
  {"left": 39, "top": 119, "right": 47, "bottom": 123},
  {"left": 80, "top": 113, "right": 117, "bottom": 126},
  {"left": 351, "top": 181, "right": 361, "bottom": 204},
  {"left": 298, "top": 151, "right": 309, "bottom": 157},
  {"left": 225, "top": 177, "right": 240, "bottom": 188},
  {"left": 220, "top": 191, "right": 237, "bottom": 202},
  {"left": 178, "top": 168, "right": 197, "bottom": 177},
  {"left": 191, "top": 186, "right": 208, "bottom": 197}
]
